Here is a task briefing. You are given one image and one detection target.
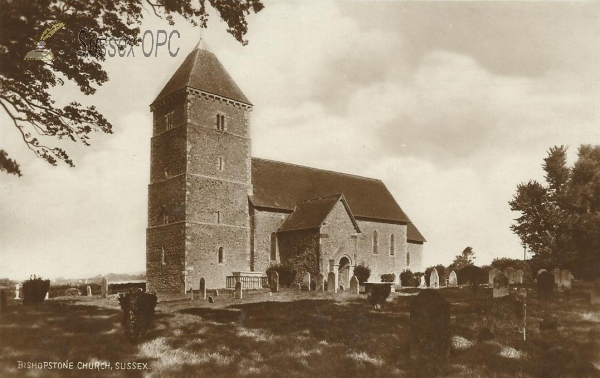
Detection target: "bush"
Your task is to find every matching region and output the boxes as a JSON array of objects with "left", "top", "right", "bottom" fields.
[
  {"left": 22, "top": 276, "right": 50, "bottom": 305},
  {"left": 367, "top": 284, "right": 391, "bottom": 308},
  {"left": 48, "top": 283, "right": 102, "bottom": 298},
  {"left": 353, "top": 263, "right": 371, "bottom": 284},
  {"left": 265, "top": 264, "right": 297, "bottom": 288},
  {"left": 400, "top": 270, "right": 416, "bottom": 287},
  {"left": 380, "top": 273, "right": 396, "bottom": 283},
  {"left": 118, "top": 289, "right": 158, "bottom": 342},
  {"left": 425, "top": 265, "right": 447, "bottom": 286}
]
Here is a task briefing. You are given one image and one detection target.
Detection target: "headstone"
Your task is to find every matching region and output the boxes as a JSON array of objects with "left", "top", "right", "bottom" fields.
[
  {"left": 489, "top": 295, "right": 525, "bottom": 337},
  {"left": 419, "top": 275, "right": 427, "bottom": 288},
  {"left": 559, "top": 269, "right": 572, "bottom": 291},
  {"left": 429, "top": 268, "right": 439, "bottom": 288},
  {"left": 316, "top": 273, "right": 325, "bottom": 292},
  {"left": 270, "top": 271, "right": 279, "bottom": 293},
  {"left": 504, "top": 267, "right": 516, "bottom": 284},
  {"left": 199, "top": 277, "right": 207, "bottom": 300},
  {"left": 327, "top": 272, "right": 338, "bottom": 293},
  {"left": 488, "top": 268, "right": 501, "bottom": 286},
  {"left": 86, "top": 286, "right": 92, "bottom": 297},
  {"left": 537, "top": 269, "right": 547, "bottom": 275},
  {"left": 409, "top": 290, "right": 451, "bottom": 372},
  {"left": 214, "top": 289, "right": 219, "bottom": 297},
  {"left": 45, "top": 292, "right": 49, "bottom": 300},
  {"left": 514, "top": 270, "right": 524, "bottom": 284},
  {"left": 350, "top": 276, "right": 359, "bottom": 294},
  {"left": 303, "top": 272, "right": 311, "bottom": 291},
  {"left": 448, "top": 271, "right": 458, "bottom": 287},
  {"left": 493, "top": 273, "right": 509, "bottom": 298},
  {"left": 0, "top": 290, "right": 7, "bottom": 313},
  {"left": 537, "top": 271, "right": 555, "bottom": 300},
  {"left": 14, "top": 284, "right": 20, "bottom": 300},
  {"left": 552, "top": 268, "right": 561, "bottom": 290},
  {"left": 208, "top": 296, "right": 214, "bottom": 303},
  {"left": 101, "top": 277, "right": 108, "bottom": 299},
  {"left": 234, "top": 281, "right": 243, "bottom": 300},
  {"left": 339, "top": 285, "right": 345, "bottom": 292}
]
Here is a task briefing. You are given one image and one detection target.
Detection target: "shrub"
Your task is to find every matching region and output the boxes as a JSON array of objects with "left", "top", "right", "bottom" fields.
[
  {"left": 22, "top": 276, "right": 50, "bottom": 305},
  {"left": 400, "top": 270, "right": 416, "bottom": 287},
  {"left": 64, "top": 288, "right": 81, "bottom": 296},
  {"left": 353, "top": 263, "right": 371, "bottom": 284},
  {"left": 367, "top": 284, "right": 391, "bottom": 308},
  {"left": 265, "top": 264, "right": 297, "bottom": 288},
  {"left": 48, "top": 283, "right": 102, "bottom": 298},
  {"left": 118, "top": 289, "right": 158, "bottom": 342},
  {"left": 380, "top": 273, "right": 396, "bottom": 283}
]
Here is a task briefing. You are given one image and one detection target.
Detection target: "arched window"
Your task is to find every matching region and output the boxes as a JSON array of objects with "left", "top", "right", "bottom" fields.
[
  {"left": 373, "top": 230, "right": 379, "bottom": 255},
  {"left": 390, "top": 234, "right": 395, "bottom": 255},
  {"left": 218, "top": 156, "right": 224, "bottom": 171},
  {"left": 406, "top": 251, "right": 410, "bottom": 267},
  {"left": 218, "top": 247, "right": 224, "bottom": 264},
  {"left": 216, "top": 114, "right": 226, "bottom": 131},
  {"left": 161, "top": 247, "right": 166, "bottom": 265},
  {"left": 270, "top": 233, "right": 277, "bottom": 261}
]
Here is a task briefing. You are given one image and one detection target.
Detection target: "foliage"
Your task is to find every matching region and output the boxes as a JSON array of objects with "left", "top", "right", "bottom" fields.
[
  {"left": 265, "top": 264, "right": 296, "bottom": 288},
  {"left": 447, "top": 246, "right": 476, "bottom": 272},
  {"left": 48, "top": 283, "right": 101, "bottom": 297},
  {"left": 0, "top": 0, "right": 264, "bottom": 175},
  {"left": 400, "top": 270, "right": 416, "bottom": 287},
  {"left": 366, "top": 284, "right": 391, "bottom": 309},
  {"left": 22, "top": 276, "right": 50, "bottom": 305},
  {"left": 380, "top": 273, "right": 396, "bottom": 283},
  {"left": 458, "top": 265, "right": 482, "bottom": 285},
  {"left": 117, "top": 289, "right": 158, "bottom": 342},
  {"left": 491, "top": 258, "right": 533, "bottom": 283},
  {"left": 425, "top": 265, "right": 447, "bottom": 286},
  {"left": 509, "top": 145, "right": 600, "bottom": 280},
  {"left": 353, "top": 263, "right": 371, "bottom": 284}
]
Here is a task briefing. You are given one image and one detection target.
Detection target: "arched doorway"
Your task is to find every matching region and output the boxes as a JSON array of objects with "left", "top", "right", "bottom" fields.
[{"left": 338, "top": 256, "right": 351, "bottom": 289}]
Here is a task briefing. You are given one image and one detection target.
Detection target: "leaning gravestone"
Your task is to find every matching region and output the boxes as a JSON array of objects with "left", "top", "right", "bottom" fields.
[
  {"left": 559, "top": 269, "right": 572, "bottom": 291},
  {"left": 208, "top": 296, "right": 214, "bottom": 304},
  {"left": 200, "top": 277, "right": 207, "bottom": 300},
  {"left": 350, "top": 276, "right": 359, "bottom": 295},
  {"left": 489, "top": 268, "right": 501, "bottom": 286},
  {"left": 270, "top": 271, "right": 279, "bottom": 293},
  {"left": 14, "top": 284, "right": 20, "bottom": 300},
  {"left": 303, "top": 272, "right": 311, "bottom": 291},
  {"left": 101, "top": 277, "right": 108, "bottom": 299},
  {"left": 316, "top": 273, "right": 325, "bottom": 292},
  {"left": 234, "top": 281, "right": 243, "bottom": 300},
  {"left": 409, "top": 290, "right": 450, "bottom": 372},
  {"left": 489, "top": 295, "right": 525, "bottom": 337},
  {"left": 0, "top": 289, "right": 6, "bottom": 313},
  {"left": 327, "top": 272, "right": 337, "bottom": 293},
  {"left": 537, "top": 271, "right": 555, "bottom": 300},
  {"left": 86, "top": 286, "right": 92, "bottom": 297},
  {"left": 504, "top": 267, "right": 516, "bottom": 284},
  {"left": 493, "top": 273, "right": 509, "bottom": 298},
  {"left": 448, "top": 271, "right": 458, "bottom": 287},
  {"left": 514, "top": 270, "right": 524, "bottom": 285},
  {"left": 429, "top": 268, "right": 439, "bottom": 288}
]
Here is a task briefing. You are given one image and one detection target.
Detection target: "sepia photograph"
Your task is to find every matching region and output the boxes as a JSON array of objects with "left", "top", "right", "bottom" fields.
[{"left": 1, "top": 0, "right": 599, "bottom": 377}]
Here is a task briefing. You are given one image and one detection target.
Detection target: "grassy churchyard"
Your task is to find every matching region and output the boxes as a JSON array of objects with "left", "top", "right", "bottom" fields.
[{"left": 1, "top": 286, "right": 600, "bottom": 378}]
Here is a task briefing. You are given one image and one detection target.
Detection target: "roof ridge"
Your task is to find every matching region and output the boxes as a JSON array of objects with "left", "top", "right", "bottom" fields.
[
  {"left": 296, "top": 193, "right": 343, "bottom": 203},
  {"left": 252, "top": 157, "right": 382, "bottom": 182}
]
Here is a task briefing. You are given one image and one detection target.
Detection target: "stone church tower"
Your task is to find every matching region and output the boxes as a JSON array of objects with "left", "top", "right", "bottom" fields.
[{"left": 146, "top": 40, "right": 253, "bottom": 292}]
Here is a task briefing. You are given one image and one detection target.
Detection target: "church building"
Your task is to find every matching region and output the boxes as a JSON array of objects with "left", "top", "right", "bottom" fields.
[{"left": 146, "top": 40, "right": 426, "bottom": 292}]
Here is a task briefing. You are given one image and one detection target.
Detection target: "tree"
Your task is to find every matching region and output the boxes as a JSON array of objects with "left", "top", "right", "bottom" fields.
[
  {"left": 0, "top": 0, "right": 264, "bottom": 176},
  {"left": 448, "top": 246, "right": 476, "bottom": 272},
  {"left": 509, "top": 145, "right": 600, "bottom": 280}
]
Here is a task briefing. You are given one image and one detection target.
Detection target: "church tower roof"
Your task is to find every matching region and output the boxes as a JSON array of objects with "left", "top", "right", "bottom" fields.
[{"left": 152, "top": 38, "right": 251, "bottom": 106}]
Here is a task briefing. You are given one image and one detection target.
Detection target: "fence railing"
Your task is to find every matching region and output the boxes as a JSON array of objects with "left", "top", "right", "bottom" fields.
[{"left": 226, "top": 276, "right": 269, "bottom": 289}]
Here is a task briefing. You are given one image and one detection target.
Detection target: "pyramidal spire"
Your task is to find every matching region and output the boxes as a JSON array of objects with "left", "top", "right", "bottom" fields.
[{"left": 194, "top": 30, "right": 210, "bottom": 51}]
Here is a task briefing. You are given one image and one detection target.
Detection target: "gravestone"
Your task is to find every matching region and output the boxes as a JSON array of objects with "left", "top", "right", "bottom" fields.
[
  {"left": 86, "top": 286, "right": 92, "bottom": 297},
  {"left": 493, "top": 273, "right": 509, "bottom": 298},
  {"left": 537, "top": 271, "right": 555, "bottom": 300},
  {"left": 101, "top": 277, "right": 108, "bottom": 299},
  {"left": 489, "top": 268, "right": 501, "bottom": 286},
  {"left": 514, "top": 270, "right": 524, "bottom": 284},
  {"left": 419, "top": 275, "right": 427, "bottom": 288},
  {"left": 429, "top": 268, "right": 439, "bottom": 288},
  {"left": 504, "top": 267, "right": 516, "bottom": 284},
  {"left": 200, "top": 277, "right": 207, "bottom": 300},
  {"left": 552, "top": 268, "right": 561, "bottom": 290},
  {"left": 208, "top": 296, "right": 214, "bottom": 303},
  {"left": 14, "top": 284, "right": 20, "bottom": 300},
  {"left": 303, "top": 272, "right": 311, "bottom": 291},
  {"left": 270, "top": 271, "right": 279, "bottom": 293},
  {"left": 0, "top": 290, "right": 6, "bottom": 313},
  {"left": 559, "top": 269, "right": 572, "bottom": 291},
  {"left": 45, "top": 292, "right": 49, "bottom": 300},
  {"left": 234, "top": 281, "right": 243, "bottom": 300},
  {"left": 489, "top": 295, "right": 525, "bottom": 337},
  {"left": 350, "top": 276, "right": 359, "bottom": 295},
  {"left": 409, "top": 290, "right": 450, "bottom": 371},
  {"left": 448, "top": 271, "right": 458, "bottom": 287},
  {"left": 214, "top": 289, "right": 219, "bottom": 297},
  {"left": 327, "top": 272, "right": 337, "bottom": 293},
  {"left": 339, "top": 285, "right": 345, "bottom": 292},
  {"left": 316, "top": 273, "right": 325, "bottom": 292},
  {"left": 538, "top": 269, "right": 547, "bottom": 275}
]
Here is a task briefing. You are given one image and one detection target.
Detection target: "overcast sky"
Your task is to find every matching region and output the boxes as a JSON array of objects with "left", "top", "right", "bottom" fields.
[{"left": 1, "top": 1, "right": 599, "bottom": 280}]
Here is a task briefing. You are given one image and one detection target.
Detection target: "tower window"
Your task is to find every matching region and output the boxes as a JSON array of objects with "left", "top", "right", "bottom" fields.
[
  {"left": 218, "top": 247, "right": 224, "bottom": 264},
  {"left": 406, "top": 251, "right": 410, "bottom": 267},
  {"left": 216, "top": 114, "right": 226, "bottom": 131},
  {"left": 270, "top": 232, "right": 277, "bottom": 261},
  {"left": 161, "top": 247, "right": 166, "bottom": 265},
  {"left": 215, "top": 211, "right": 221, "bottom": 224},
  {"left": 165, "top": 112, "right": 173, "bottom": 131},
  {"left": 218, "top": 156, "right": 224, "bottom": 171},
  {"left": 390, "top": 234, "right": 395, "bottom": 256},
  {"left": 373, "top": 230, "right": 379, "bottom": 255}
]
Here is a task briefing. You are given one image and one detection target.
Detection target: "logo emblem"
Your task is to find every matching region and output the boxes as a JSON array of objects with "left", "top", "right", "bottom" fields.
[{"left": 24, "top": 22, "right": 64, "bottom": 62}]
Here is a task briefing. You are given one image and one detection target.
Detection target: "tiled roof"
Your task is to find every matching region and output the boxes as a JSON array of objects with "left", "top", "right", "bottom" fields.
[
  {"left": 152, "top": 40, "right": 251, "bottom": 106},
  {"left": 407, "top": 223, "right": 426, "bottom": 243},
  {"left": 278, "top": 194, "right": 360, "bottom": 232},
  {"left": 251, "top": 158, "right": 412, "bottom": 224}
]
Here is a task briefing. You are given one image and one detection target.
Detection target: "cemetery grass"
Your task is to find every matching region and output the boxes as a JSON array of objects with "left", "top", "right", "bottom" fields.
[{"left": 0, "top": 288, "right": 599, "bottom": 377}]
